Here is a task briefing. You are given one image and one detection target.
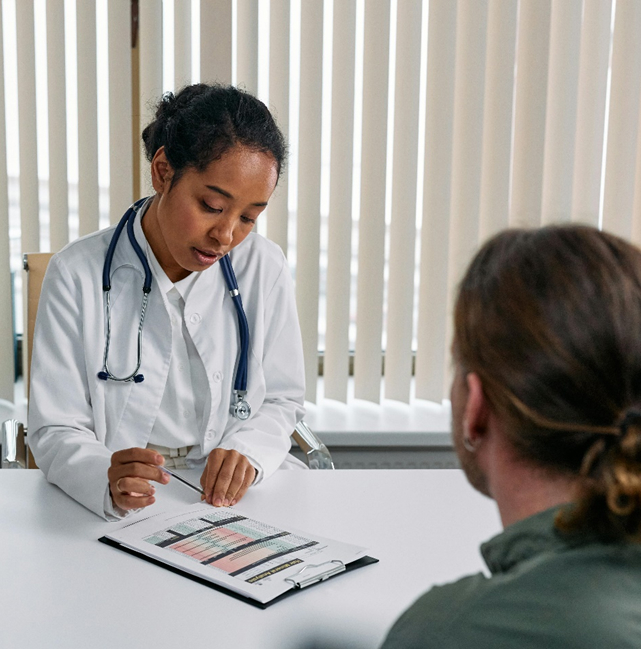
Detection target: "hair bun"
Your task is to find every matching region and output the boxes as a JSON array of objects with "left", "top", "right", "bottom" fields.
[
  {"left": 619, "top": 409, "right": 641, "bottom": 435},
  {"left": 141, "top": 83, "right": 286, "bottom": 184},
  {"left": 159, "top": 92, "right": 179, "bottom": 120},
  {"left": 617, "top": 408, "right": 641, "bottom": 463}
]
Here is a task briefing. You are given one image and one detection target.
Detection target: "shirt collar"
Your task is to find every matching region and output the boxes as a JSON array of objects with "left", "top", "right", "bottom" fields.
[{"left": 480, "top": 505, "right": 589, "bottom": 575}]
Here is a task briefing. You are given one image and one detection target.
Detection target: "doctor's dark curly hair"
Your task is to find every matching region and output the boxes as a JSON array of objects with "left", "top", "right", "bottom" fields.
[{"left": 142, "top": 83, "right": 287, "bottom": 186}]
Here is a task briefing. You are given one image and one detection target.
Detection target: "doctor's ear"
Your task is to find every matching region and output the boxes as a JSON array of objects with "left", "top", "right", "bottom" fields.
[{"left": 150, "top": 147, "right": 174, "bottom": 193}]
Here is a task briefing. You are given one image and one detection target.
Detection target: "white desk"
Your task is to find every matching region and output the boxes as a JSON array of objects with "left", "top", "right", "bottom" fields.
[{"left": 2, "top": 469, "right": 501, "bottom": 649}]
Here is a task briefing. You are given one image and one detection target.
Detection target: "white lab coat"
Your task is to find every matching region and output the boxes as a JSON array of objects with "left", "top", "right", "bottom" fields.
[{"left": 28, "top": 211, "right": 306, "bottom": 519}]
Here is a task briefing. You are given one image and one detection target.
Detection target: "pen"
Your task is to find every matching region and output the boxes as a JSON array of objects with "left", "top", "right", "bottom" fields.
[{"left": 158, "top": 465, "right": 205, "bottom": 495}]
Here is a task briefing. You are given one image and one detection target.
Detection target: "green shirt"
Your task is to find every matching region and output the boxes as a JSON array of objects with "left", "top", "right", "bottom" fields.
[{"left": 381, "top": 506, "right": 641, "bottom": 649}]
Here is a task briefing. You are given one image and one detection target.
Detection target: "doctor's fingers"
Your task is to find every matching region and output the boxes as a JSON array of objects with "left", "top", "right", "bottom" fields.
[
  {"left": 201, "top": 450, "right": 226, "bottom": 503},
  {"left": 210, "top": 455, "right": 254, "bottom": 506},
  {"left": 202, "top": 449, "right": 245, "bottom": 505},
  {"left": 111, "top": 476, "right": 156, "bottom": 498},
  {"left": 109, "top": 478, "right": 156, "bottom": 510},
  {"left": 225, "top": 465, "right": 255, "bottom": 507},
  {"left": 108, "top": 457, "right": 170, "bottom": 487},
  {"left": 111, "top": 447, "right": 165, "bottom": 468}
]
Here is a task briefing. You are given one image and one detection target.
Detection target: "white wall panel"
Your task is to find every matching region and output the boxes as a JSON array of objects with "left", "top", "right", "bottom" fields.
[
  {"left": 108, "top": 0, "right": 134, "bottom": 224},
  {"left": 571, "top": 0, "right": 612, "bottom": 225},
  {"left": 444, "top": 0, "right": 489, "bottom": 393},
  {"left": 0, "top": 4, "right": 14, "bottom": 400},
  {"left": 267, "top": 0, "right": 290, "bottom": 253},
  {"left": 296, "top": 0, "right": 324, "bottom": 403},
  {"left": 509, "top": 0, "right": 551, "bottom": 227},
  {"left": 324, "top": 0, "right": 357, "bottom": 403},
  {"left": 478, "top": 0, "right": 517, "bottom": 242},
  {"left": 602, "top": 0, "right": 641, "bottom": 239},
  {"left": 139, "top": 0, "right": 163, "bottom": 197},
  {"left": 16, "top": 0, "right": 39, "bottom": 253},
  {"left": 16, "top": 0, "right": 39, "bottom": 390},
  {"left": 174, "top": 0, "right": 192, "bottom": 89},
  {"left": 414, "top": 0, "right": 456, "bottom": 402},
  {"left": 384, "top": 0, "right": 422, "bottom": 403},
  {"left": 77, "top": 0, "right": 100, "bottom": 236},
  {"left": 46, "top": 0, "right": 69, "bottom": 251},
  {"left": 200, "top": 0, "right": 232, "bottom": 84},
  {"left": 541, "top": 0, "right": 582, "bottom": 225},
  {"left": 353, "top": 0, "right": 391, "bottom": 403},
  {"left": 237, "top": 0, "right": 258, "bottom": 94}
]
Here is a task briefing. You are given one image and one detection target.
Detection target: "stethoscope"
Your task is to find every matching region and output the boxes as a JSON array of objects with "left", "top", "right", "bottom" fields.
[{"left": 98, "top": 197, "right": 252, "bottom": 421}]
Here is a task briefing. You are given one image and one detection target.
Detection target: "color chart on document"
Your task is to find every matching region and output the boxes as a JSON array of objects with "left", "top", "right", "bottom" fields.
[{"left": 143, "top": 509, "right": 319, "bottom": 584}]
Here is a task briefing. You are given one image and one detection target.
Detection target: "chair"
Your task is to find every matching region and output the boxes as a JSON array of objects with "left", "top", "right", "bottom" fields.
[{"left": 1, "top": 252, "right": 333, "bottom": 470}]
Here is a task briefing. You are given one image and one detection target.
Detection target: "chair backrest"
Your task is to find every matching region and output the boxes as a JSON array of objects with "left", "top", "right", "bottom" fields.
[
  {"left": 23, "top": 252, "right": 54, "bottom": 468},
  {"left": 24, "top": 252, "right": 54, "bottom": 400}
]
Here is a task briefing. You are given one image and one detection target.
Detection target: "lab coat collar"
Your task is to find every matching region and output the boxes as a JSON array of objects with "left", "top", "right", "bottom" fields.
[{"left": 106, "top": 197, "right": 153, "bottom": 282}]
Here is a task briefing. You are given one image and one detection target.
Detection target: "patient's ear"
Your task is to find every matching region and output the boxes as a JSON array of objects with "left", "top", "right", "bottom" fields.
[{"left": 464, "top": 372, "right": 490, "bottom": 446}]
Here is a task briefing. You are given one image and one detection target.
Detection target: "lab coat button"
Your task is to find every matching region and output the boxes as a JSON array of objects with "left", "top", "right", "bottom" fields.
[
  {"left": 189, "top": 313, "right": 201, "bottom": 324},
  {"left": 213, "top": 371, "right": 223, "bottom": 383},
  {"left": 206, "top": 430, "right": 213, "bottom": 440}
]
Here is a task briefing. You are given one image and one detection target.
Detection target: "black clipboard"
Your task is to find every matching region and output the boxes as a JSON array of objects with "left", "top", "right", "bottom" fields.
[{"left": 99, "top": 535, "right": 379, "bottom": 609}]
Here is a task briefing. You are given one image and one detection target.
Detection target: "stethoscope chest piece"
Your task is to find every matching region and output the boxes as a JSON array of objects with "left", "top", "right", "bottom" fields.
[{"left": 230, "top": 392, "right": 251, "bottom": 421}]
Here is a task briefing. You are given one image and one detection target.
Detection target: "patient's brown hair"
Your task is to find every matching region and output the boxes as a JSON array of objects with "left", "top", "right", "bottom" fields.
[{"left": 454, "top": 225, "right": 641, "bottom": 541}]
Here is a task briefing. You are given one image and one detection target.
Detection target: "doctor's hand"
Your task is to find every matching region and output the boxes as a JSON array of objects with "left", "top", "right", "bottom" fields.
[
  {"left": 200, "top": 448, "right": 256, "bottom": 507},
  {"left": 108, "top": 448, "right": 170, "bottom": 511}
]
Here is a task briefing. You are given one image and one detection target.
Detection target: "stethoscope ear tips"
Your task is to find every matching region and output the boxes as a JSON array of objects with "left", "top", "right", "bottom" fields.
[
  {"left": 97, "top": 371, "right": 109, "bottom": 381},
  {"left": 134, "top": 374, "right": 145, "bottom": 383}
]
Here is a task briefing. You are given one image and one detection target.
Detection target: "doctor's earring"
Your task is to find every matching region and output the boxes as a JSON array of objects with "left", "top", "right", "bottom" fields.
[{"left": 462, "top": 421, "right": 479, "bottom": 453}]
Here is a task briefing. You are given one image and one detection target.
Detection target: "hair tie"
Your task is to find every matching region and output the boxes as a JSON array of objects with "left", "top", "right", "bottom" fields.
[{"left": 618, "top": 409, "right": 641, "bottom": 436}]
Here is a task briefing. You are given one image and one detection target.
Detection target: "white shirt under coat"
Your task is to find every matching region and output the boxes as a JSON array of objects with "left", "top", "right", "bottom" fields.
[
  {"left": 28, "top": 207, "right": 306, "bottom": 520},
  {"left": 145, "top": 240, "right": 205, "bottom": 450}
]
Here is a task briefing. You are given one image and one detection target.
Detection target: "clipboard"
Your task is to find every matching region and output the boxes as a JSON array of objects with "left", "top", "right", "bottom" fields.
[
  {"left": 99, "top": 535, "right": 378, "bottom": 609},
  {"left": 98, "top": 503, "right": 378, "bottom": 608}
]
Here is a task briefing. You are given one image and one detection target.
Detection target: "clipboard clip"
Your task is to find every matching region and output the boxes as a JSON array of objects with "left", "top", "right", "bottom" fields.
[{"left": 284, "top": 560, "right": 346, "bottom": 589}]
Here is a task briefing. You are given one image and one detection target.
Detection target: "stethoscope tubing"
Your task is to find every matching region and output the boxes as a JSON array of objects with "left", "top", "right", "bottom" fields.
[
  {"left": 102, "top": 197, "right": 150, "bottom": 291},
  {"left": 101, "top": 289, "right": 150, "bottom": 383},
  {"left": 219, "top": 254, "right": 249, "bottom": 394},
  {"left": 100, "top": 198, "right": 151, "bottom": 383}
]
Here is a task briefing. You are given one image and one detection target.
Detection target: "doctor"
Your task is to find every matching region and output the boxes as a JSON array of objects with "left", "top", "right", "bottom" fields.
[{"left": 29, "top": 84, "right": 306, "bottom": 520}]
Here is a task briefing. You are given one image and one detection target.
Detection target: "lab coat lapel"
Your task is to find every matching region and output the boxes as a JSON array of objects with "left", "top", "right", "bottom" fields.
[
  {"left": 186, "top": 258, "right": 238, "bottom": 432},
  {"left": 106, "top": 207, "right": 173, "bottom": 449}
]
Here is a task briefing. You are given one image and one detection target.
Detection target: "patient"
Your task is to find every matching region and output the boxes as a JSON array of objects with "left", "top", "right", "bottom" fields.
[{"left": 382, "top": 225, "right": 641, "bottom": 648}]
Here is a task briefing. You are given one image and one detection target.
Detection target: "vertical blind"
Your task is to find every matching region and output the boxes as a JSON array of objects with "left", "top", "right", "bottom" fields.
[
  {"left": 1, "top": 0, "right": 641, "bottom": 408},
  {"left": 0, "top": 1, "right": 11, "bottom": 402}
]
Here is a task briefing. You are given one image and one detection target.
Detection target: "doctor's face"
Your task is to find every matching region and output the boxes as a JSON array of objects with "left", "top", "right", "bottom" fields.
[{"left": 144, "top": 144, "right": 278, "bottom": 283}]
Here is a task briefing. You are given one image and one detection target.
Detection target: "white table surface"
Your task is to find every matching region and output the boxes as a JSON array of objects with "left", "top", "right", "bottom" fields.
[{"left": 2, "top": 469, "right": 501, "bottom": 649}]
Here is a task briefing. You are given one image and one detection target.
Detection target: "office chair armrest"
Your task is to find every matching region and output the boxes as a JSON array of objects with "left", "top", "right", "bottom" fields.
[
  {"left": 1, "top": 419, "right": 27, "bottom": 469},
  {"left": 291, "top": 420, "right": 335, "bottom": 470}
]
